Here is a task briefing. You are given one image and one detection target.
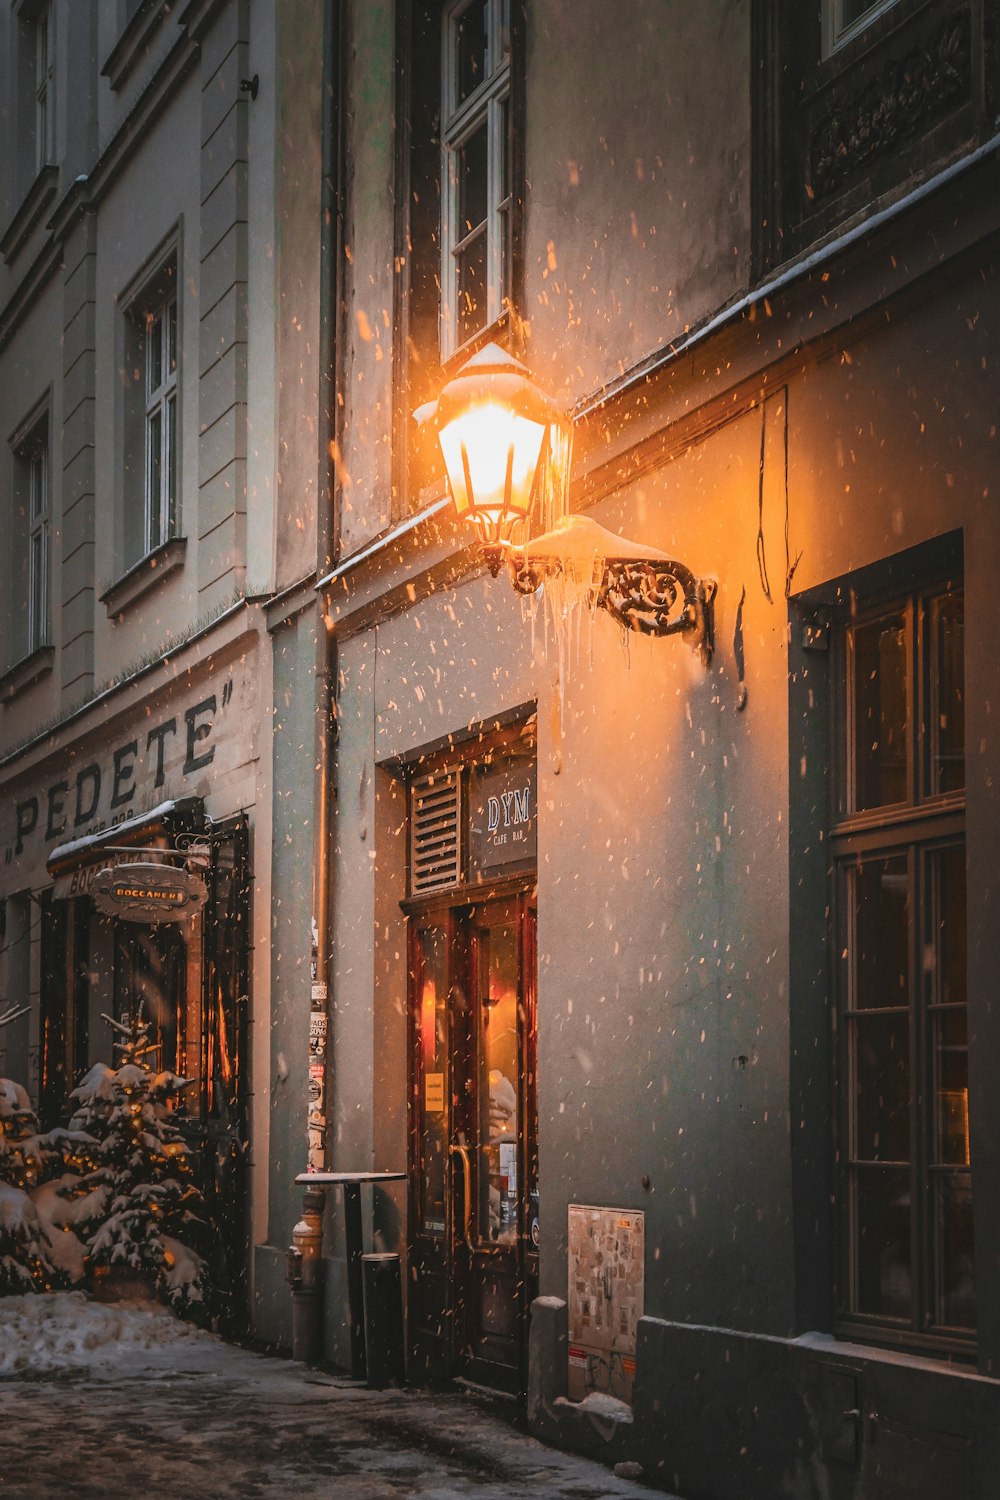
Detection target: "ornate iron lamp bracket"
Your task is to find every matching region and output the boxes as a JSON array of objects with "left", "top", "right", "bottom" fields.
[{"left": 506, "top": 550, "right": 716, "bottom": 665}]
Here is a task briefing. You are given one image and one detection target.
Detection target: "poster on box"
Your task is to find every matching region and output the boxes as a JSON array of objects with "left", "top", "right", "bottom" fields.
[{"left": 567, "top": 1204, "right": 644, "bottom": 1406}]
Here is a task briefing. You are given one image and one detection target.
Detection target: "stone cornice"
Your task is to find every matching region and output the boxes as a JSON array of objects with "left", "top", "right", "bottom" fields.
[
  {"left": 178, "top": 0, "right": 234, "bottom": 45},
  {"left": 0, "top": 236, "right": 63, "bottom": 353},
  {"left": 0, "top": 646, "right": 55, "bottom": 706},
  {"left": 0, "top": 165, "right": 58, "bottom": 267},
  {"left": 46, "top": 31, "right": 201, "bottom": 246},
  {"left": 101, "top": 0, "right": 174, "bottom": 92},
  {"left": 0, "top": 597, "right": 259, "bottom": 782}
]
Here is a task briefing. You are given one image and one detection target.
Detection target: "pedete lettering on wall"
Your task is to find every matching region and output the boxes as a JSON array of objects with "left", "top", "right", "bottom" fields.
[{"left": 0, "top": 664, "right": 256, "bottom": 899}]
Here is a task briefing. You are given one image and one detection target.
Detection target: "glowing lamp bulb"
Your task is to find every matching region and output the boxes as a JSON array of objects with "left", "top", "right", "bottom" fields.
[
  {"left": 438, "top": 399, "right": 547, "bottom": 541},
  {"left": 426, "top": 343, "right": 562, "bottom": 555}
]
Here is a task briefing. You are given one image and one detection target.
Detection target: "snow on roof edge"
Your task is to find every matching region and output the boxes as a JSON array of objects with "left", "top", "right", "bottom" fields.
[{"left": 47, "top": 800, "right": 190, "bottom": 870}]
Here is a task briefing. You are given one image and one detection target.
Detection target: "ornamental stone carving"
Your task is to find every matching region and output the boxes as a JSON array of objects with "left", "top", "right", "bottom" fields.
[{"left": 810, "top": 11, "right": 970, "bottom": 199}]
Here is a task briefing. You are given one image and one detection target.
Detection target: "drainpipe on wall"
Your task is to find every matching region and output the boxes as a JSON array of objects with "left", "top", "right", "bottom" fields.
[{"left": 289, "top": 0, "right": 343, "bottom": 1366}]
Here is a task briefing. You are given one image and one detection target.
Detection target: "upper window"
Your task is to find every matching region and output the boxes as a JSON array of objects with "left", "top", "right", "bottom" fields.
[
  {"left": 399, "top": 0, "right": 522, "bottom": 509},
  {"left": 33, "top": 0, "right": 54, "bottom": 176},
  {"left": 122, "top": 255, "right": 178, "bottom": 570},
  {"left": 822, "top": 0, "right": 900, "bottom": 55},
  {"left": 440, "top": 0, "right": 512, "bottom": 358},
  {"left": 5, "top": 409, "right": 50, "bottom": 666},
  {"left": 832, "top": 575, "right": 972, "bottom": 1351},
  {"left": 752, "top": 2, "right": 992, "bottom": 275},
  {"left": 9, "top": 0, "right": 55, "bottom": 207}
]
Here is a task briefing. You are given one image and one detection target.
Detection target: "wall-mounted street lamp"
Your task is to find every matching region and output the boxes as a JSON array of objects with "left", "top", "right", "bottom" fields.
[{"left": 417, "top": 344, "right": 715, "bottom": 662}]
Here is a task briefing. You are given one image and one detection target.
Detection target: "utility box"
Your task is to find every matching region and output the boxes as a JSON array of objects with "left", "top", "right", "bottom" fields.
[{"left": 567, "top": 1205, "right": 644, "bottom": 1406}]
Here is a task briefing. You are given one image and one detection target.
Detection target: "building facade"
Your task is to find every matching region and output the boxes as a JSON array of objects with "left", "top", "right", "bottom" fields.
[
  {"left": 3, "top": 4, "right": 1000, "bottom": 1499},
  {"left": 286, "top": 3, "right": 1000, "bottom": 1498},
  {"left": 0, "top": 0, "right": 325, "bottom": 1327}
]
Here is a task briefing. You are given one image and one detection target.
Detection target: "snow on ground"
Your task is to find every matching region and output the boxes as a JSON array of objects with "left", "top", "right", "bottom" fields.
[
  {"left": 0, "top": 1290, "right": 216, "bottom": 1377},
  {"left": 0, "top": 1293, "right": 676, "bottom": 1499}
]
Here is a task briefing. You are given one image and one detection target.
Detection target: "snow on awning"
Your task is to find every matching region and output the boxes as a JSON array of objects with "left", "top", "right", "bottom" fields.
[{"left": 47, "top": 796, "right": 205, "bottom": 878}]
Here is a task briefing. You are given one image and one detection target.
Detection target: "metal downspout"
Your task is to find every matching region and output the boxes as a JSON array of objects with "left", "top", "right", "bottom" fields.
[{"left": 291, "top": 0, "right": 343, "bottom": 1366}]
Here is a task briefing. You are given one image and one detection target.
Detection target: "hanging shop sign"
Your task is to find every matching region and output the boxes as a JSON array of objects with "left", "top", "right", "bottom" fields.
[
  {"left": 90, "top": 862, "right": 208, "bottom": 925},
  {"left": 469, "top": 755, "right": 537, "bottom": 879}
]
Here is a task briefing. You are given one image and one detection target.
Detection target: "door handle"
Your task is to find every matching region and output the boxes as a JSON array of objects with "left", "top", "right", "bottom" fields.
[{"left": 448, "top": 1143, "right": 475, "bottom": 1254}]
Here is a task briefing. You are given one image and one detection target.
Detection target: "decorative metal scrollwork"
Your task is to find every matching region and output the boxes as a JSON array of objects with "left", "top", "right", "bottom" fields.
[
  {"left": 174, "top": 831, "right": 213, "bottom": 872},
  {"left": 600, "top": 558, "right": 715, "bottom": 655},
  {"left": 503, "top": 549, "right": 715, "bottom": 663}
]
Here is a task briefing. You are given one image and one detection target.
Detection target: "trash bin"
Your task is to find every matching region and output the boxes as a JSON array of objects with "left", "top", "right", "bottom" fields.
[{"left": 362, "top": 1252, "right": 405, "bottom": 1389}]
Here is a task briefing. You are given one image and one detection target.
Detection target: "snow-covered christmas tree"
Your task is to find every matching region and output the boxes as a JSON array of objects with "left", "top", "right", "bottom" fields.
[
  {"left": 0, "top": 1005, "right": 60, "bottom": 1293},
  {"left": 60, "top": 1004, "right": 210, "bottom": 1312},
  {"left": 0, "top": 1079, "right": 53, "bottom": 1293}
]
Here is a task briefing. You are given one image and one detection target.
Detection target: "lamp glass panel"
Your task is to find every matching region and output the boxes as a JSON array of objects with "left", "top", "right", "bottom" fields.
[{"left": 439, "top": 402, "right": 546, "bottom": 533}]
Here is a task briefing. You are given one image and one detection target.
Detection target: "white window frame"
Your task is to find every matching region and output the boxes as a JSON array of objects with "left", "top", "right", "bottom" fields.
[
  {"left": 34, "top": 1, "right": 54, "bottom": 175},
  {"left": 440, "top": 0, "right": 511, "bottom": 360},
  {"left": 26, "top": 434, "right": 49, "bottom": 653},
  {"left": 822, "top": 0, "right": 901, "bottom": 57},
  {"left": 143, "top": 290, "right": 178, "bottom": 555},
  {"left": 9, "top": 410, "right": 51, "bottom": 661}
]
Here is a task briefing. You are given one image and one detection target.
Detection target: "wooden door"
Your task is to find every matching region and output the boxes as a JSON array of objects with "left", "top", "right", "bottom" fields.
[{"left": 408, "top": 893, "right": 537, "bottom": 1393}]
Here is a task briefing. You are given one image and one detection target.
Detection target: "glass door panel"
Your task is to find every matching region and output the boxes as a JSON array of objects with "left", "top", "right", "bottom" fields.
[
  {"left": 417, "top": 925, "right": 449, "bottom": 1237},
  {"left": 476, "top": 919, "right": 518, "bottom": 1247},
  {"left": 407, "top": 915, "right": 456, "bottom": 1383},
  {"left": 407, "top": 892, "right": 536, "bottom": 1394}
]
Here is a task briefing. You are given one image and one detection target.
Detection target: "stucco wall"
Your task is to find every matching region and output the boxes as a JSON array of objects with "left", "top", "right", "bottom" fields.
[{"left": 524, "top": 0, "right": 752, "bottom": 405}]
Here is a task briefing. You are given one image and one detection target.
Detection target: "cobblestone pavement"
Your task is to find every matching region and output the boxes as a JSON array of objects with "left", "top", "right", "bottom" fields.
[{"left": 0, "top": 1336, "right": 674, "bottom": 1500}]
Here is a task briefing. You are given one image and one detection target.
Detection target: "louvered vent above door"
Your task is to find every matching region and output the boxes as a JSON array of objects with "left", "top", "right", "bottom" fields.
[{"left": 410, "top": 771, "right": 462, "bottom": 894}]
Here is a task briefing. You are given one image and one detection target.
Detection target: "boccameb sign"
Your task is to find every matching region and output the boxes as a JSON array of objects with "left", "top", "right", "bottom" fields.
[{"left": 90, "top": 863, "right": 208, "bottom": 925}]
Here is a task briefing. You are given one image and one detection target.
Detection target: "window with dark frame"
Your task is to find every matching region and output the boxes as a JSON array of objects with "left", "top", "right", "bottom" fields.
[
  {"left": 143, "top": 290, "right": 178, "bottom": 556},
  {"left": 26, "top": 427, "right": 49, "bottom": 655},
  {"left": 751, "top": 1, "right": 994, "bottom": 277},
  {"left": 823, "top": 0, "right": 900, "bottom": 55},
  {"left": 832, "top": 576, "right": 972, "bottom": 1348},
  {"left": 5, "top": 410, "right": 50, "bottom": 668},
  {"left": 33, "top": 0, "right": 53, "bottom": 177},
  {"left": 11, "top": 0, "right": 55, "bottom": 204}
]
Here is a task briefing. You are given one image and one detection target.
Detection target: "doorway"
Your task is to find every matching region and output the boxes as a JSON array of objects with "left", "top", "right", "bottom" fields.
[
  {"left": 408, "top": 889, "right": 538, "bottom": 1393},
  {"left": 39, "top": 809, "right": 252, "bottom": 1331}
]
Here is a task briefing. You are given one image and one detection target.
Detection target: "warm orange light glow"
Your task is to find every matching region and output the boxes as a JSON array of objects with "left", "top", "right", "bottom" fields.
[
  {"left": 438, "top": 400, "right": 547, "bottom": 540},
  {"left": 424, "top": 343, "right": 562, "bottom": 549},
  {"left": 420, "top": 981, "right": 437, "bottom": 1065}
]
